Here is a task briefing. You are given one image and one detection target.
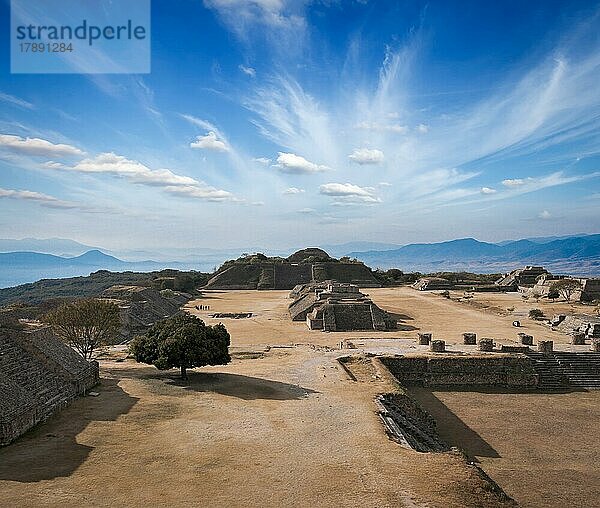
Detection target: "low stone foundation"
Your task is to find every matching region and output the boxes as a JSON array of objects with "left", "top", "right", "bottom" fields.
[{"left": 379, "top": 355, "right": 538, "bottom": 388}]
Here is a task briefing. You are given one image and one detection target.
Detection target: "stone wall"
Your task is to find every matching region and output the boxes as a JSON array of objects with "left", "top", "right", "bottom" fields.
[
  {"left": 379, "top": 355, "right": 538, "bottom": 388},
  {"left": 0, "top": 327, "right": 99, "bottom": 446}
]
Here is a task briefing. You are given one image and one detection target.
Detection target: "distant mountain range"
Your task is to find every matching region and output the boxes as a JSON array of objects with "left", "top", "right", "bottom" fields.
[
  {"left": 1, "top": 234, "right": 599, "bottom": 288},
  {"left": 0, "top": 250, "right": 202, "bottom": 289},
  {"left": 348, "top": 235, "right": 600, "bottom": 275}
]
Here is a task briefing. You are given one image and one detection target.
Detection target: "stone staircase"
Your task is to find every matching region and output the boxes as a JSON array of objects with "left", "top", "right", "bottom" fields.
[
  {"left": 524, "top": 351, "right": 568, "bottom": 390},
  {"left": 525, "top": 351, "right": 600, "bottom": 390},
  {"left": 553, "top": 352, "right": 600, "bottom": 389}
]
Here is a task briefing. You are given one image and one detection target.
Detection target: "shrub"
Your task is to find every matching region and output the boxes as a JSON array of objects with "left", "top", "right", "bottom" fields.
[{"left": 528, "top": 308, "right": 545, "bottom": 320}]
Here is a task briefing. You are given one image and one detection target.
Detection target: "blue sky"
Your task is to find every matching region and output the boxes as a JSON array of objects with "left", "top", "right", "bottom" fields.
[{"left": 1, "top": 0, "right": 599, "bottom": 253}]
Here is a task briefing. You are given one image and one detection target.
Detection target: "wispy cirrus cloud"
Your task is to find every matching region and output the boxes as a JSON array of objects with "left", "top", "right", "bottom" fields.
[{"left": 0, "top": 92, "right": 35, "bottom": 110}]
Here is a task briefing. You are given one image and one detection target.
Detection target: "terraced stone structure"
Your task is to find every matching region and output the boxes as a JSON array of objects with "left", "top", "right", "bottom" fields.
[
  {"left": 411, "top": 277, "right": 451, "bottom": 291},
  {"left": 0, "top": 325, "right": 99, "bottom": 446},
  {"left": 289, "top": 282, "right": 397, "bottom": 331},
  {"left": 496, "top": 265, "right": 549, "bottom": 290},
  {"left": 205, "top": 248, "right": 381, "bottom": 290},
  {"left": 100, "top": 285, "right": 190, "bottom": 341}
]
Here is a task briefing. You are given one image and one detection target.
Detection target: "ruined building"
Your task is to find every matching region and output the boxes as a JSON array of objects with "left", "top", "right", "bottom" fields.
[
  {"left": 289, "top": 282, "right": 397, "bottom": 331},
  {"left": 495, "top": 266, "right": 549, "bottom": 290},
  {"left": 205, "top": 248, "right": 381, "bottom": 290},
  {"left": 100, "top": 285, "right": 189, "bottom": 341},
  {"left": 411, "top": 277, "right": 451, "bottom": 291},
  {"left": 0, "top": 324, "right": 99, "bottom": 446}
]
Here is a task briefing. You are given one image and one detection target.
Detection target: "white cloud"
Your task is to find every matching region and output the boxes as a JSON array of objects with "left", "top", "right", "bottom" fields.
[
  {"left": 319, "top": 182, "right": 381, "bottom": 205},
  {"left": 416, "top": 123, "right": 429, "bottom": 134},
  {"left": 0, "top": 187, "right": 77, "bottom": 209},
  {"left": 480, "top": 187, "right": 497, "bottom": 194},
  {"left": 502, "top": 178, "right": 531, "bottom": 187},
  {"left": 0, "top": 92, "right": 34, "bottom": 110},
  {"left": 283, "top": 187, "right": 305, "bottom": 194},
  {"left": 239, "top": 65, "right": 256, "bottom": 77},
  {"left": 274, "top": 152, "right": 330, "bottom": 174},
  {"left": 49, "top": 153, "right": 234, "bottom": 202},
  {"left": 251, "top": 201, "right": 265, "bottom": 206},
  {"left": 162, "top": 185, "right": 234, "bottom": 202},
  {"left": 298, "top": 207, "right": 316, "bottom": 213},
  {"left": 354, "top": 121, "right": 409, "bottom": 134},
  {"left": 378, "top": 182, "right": 393, "bottom": 187},
  {"left": 348, "top": 148, "right": 384, "bottom": 165},
  {"left": 0, "top": 134, "right": 83, "bottom": 157},
  {"left": 253, "top": 157, "right": 271, "bottom": 165},
  {"left": 538, "top": 210, "right": 552, "bottom": 219},
  {"left": 190, "top": 131, "right": 229, "bottom": 152}
]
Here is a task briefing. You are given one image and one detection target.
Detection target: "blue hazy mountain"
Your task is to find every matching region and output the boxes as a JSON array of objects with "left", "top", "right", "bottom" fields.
[
  {"left": 0, "top": 238, "right": 100, "bottom": 256},
  {"left": 0, "top": 250, "right": 202, "bottom": 288},
  {"left": 348, "top": 235, "right": 600, "bottom": 275}
]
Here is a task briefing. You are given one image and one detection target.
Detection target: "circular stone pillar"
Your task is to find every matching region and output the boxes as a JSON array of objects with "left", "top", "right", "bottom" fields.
[
  {"left": 430, "top": 340, "right": 445, "bottom": 352},
  {"left": 591, "top": 339, "right": 600, "bottom": 352},
  {"left": 478, "top": 338, "right": 494, "bottom": 351},
  {"left": 418, "top": 333, "right": 432, "bottom": 345},
  {"left": 463, "top": 332, "right": 477, "bottom": 345},
  {"left": 538, "top": 340, "right": 554, "bottom": 354}
]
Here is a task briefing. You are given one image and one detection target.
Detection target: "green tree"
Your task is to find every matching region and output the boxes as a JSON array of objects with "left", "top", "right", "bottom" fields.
[
  {"left": 42, "top": 299, "right": 121, "bottom": 360},
  {"left": 129, "top": 314, "right": 230, "bottom": 380},
  {"left": 549, "top": 279, "right": 582, "bottom": 302}
]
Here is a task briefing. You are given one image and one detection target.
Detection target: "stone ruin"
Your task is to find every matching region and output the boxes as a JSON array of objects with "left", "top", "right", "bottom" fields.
[
  {"left": 531, "top": 275, "right": 600, "bottom": 302},
  {"left": 495, "top": 266, "right": 549, "bottom": 290},
  {"left": 288, "top": 282, "right": 397, "bottom": 331},
  {"left": 411, "top": 277, "right": 451, "bottom": 291},
  {"left": 100, "top": 285, "right": 190, "bottom": 341},
  {"left": 552, "top": 314, "right": 600, "bottom": 339},
  {"left": 205, "top": 248, "right": 382, "bottom": 290},
  {"left": 0, "top": 324, "right": 99, "bottom": 446}
]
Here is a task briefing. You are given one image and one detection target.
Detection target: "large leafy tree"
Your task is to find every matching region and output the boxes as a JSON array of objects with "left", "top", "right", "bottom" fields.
[
  {"left": 42, "top": 299, "right": 121, "bottom": 360},
  {"left": 129, "top": 313, "right": 230, "bottom": 379},
  {"left": 549, "top": 279, "right": 582, "bottom": 302}
]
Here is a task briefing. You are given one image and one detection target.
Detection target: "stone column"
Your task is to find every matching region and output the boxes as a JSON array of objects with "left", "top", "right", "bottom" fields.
[
  {"left": 430, "top": 340, "right": 445, "bottom": 352},
  {"left": 418, "top": 332, "right": 432, "bottom": 345},
  {"left": 478, "top": 338, "right": 494, "bottom": 351},
  {"left": 463, "top": 332, "right": 477, "bottom": 345},
  {"left": 571, "top": 333, "right": 586, "bottom": 345},
  {"left": 538, "top": 340, "right": 553, "bottom": 354},
  {"left": 520, "top": 334, "right": 534, "bottom": 346},
  {"left": 591, "top": 339, "right": 600, "bottom": 352}
]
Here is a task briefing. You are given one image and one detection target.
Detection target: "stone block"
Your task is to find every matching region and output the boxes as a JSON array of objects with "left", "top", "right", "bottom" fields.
[
  {"left": 478, "top": 338, "right": 494, "bottom": 351},
  {"left": 463, "top": 332, "right": 477, "bottom": 345},
  {"left": 430, "top": 340, "right": 445, "bottom": 352},
  {"left": 519, "top": 334, "right": 534, "bottom": 346},
  {"left": 418, "top": 333, "right": 432, "bottom": 345}
]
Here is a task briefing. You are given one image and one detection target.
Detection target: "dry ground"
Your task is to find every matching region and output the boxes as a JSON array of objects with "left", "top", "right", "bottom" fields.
[
  {"left": 410, "top": 387, "right": 600, "bottom": 508},
  {"left": 0, "top": 287, "right": 597, "bottom": 507}
]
